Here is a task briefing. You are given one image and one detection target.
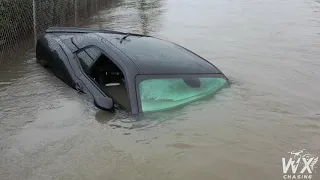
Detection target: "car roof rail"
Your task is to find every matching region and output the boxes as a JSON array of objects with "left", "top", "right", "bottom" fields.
[{"left": 45, "top": 27, "right": 148, "bottom": 37}]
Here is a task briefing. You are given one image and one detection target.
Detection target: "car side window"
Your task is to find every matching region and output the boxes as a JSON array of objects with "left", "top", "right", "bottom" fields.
[
  {"left": 75, "top": 46, "right": 131, "bottom": 110},
  {"left": 76, "top": 47, "right": 102, "bottom": 73},
  {"left": 86, "top": 47, "right": 101, "bottom": 61}
]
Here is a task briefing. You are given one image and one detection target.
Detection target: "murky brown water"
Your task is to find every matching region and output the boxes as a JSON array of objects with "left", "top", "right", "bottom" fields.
[{"left": 1, "top": 0, "right": 320, "bottom": 179}]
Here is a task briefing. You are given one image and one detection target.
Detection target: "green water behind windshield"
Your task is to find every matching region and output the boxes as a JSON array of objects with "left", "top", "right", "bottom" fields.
[{"left": 139, "top": 77, "right": 227, "bottom": 112}]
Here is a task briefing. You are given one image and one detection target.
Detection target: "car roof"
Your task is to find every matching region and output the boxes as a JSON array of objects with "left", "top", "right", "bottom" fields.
[
  {"left": 47, "top": 27, "right": 222, "bottom": 75},
  {"left": 94, "top": 33, "right": 222, "bottom": 75}
]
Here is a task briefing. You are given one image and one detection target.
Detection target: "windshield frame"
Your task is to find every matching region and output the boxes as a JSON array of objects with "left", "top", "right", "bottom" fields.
[{"left": 135, "top": 73, "right": 229, "bottom": 113}]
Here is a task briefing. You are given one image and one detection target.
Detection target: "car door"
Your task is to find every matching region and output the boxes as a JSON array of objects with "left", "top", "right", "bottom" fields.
[
  {"left": 70, "top": 33, "right": 140, "bottom": 114},
  {"left": 74, "top": 45, "right": 133, "bottom": 112},
  {"left": 70, "top": 46, "right": 114, "bottom": 110}
]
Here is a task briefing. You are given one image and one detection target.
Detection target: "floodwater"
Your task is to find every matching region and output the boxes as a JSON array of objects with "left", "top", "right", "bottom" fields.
[{"left": 1, "top": 0, "right": 320, "bottom": 179}]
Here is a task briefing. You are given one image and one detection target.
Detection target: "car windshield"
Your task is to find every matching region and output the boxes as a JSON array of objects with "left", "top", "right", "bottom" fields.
[{"left": 136, "top": 74, "right": 228, "bottom": 113}]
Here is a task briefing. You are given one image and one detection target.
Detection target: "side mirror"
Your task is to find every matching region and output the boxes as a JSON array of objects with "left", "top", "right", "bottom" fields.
[{"left": 94, "top": 95, "right": 114, "bottom": 110}]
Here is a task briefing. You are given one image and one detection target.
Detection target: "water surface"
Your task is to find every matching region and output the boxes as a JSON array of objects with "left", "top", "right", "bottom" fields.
[{"left": 0, "top": 0, "right": 320, "bottom": 179}]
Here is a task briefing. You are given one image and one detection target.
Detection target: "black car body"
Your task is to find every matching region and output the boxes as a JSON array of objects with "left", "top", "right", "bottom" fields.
[{"left": 36, "top": 27, "right": 230, "bottom": 115}]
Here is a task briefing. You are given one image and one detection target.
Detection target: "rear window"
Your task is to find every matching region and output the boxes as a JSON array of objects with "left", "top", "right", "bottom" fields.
[{"left": 136, "top": 75, "right": 228, "bottom": 113}]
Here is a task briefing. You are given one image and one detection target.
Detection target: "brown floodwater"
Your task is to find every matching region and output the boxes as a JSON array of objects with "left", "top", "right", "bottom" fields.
[{"left": 1, "top": 0, "right": 320, "bottom": 179}]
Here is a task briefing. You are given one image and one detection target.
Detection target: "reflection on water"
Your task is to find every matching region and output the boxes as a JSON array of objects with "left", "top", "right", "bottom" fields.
[
  {"left": 137, "top": 0, "right": 166, "bottom": 35},
  {"left": 1, "top": 0, "right": 320, "bottom": 180},
  {"left": 87, "top": 0, "right": 166, "bottom": 35}
]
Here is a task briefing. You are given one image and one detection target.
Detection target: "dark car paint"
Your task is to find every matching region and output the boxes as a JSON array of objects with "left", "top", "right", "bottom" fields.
[
  {"left": 100, "top": 33, "right": 223, "bottom": 75},
  {"left": 37, "top": 33, "right": 116, "bottom": 111},
  {"left": 36, "top": 27, "right": 229, "bottom": 115},
  {"left": 36, "top": 34, "right": 76, "bottom": 88}
]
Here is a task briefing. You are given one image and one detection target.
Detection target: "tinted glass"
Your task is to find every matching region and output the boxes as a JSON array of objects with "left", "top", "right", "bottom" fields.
[
  {"left": 86, "top": 47, "right": 101, "bottom": 61},
  {"left": 105, "top": 36, "right": 220, "bottom": 74},
  {"left": 77, "top": 51, "right": 93, "bottom": 71},
  {"left": 138, "top": 75, "right": 228, "bottom": 112},
  {"left": 76, "top": 47, "right": 102, "bottom": 72}
]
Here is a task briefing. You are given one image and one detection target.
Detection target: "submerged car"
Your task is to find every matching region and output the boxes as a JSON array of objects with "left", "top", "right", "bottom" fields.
[{"left": 36, "top": 27, "right": 230, "bottom": 114}]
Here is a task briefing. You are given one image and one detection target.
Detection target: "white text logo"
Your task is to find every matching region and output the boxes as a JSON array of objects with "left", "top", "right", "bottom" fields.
[{"left": 282, "top": 149, "right": 318, "bottom": 179}]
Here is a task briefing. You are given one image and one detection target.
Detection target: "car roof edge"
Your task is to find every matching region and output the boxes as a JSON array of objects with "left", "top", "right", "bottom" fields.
[{"left": 45, "top": 27, "right": 148, "bottom": 37}]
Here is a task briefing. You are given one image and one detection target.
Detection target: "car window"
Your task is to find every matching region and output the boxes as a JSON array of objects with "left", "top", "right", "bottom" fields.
[
  {"left": 137, "top": 75, "right": 228, "bottom": 113},
  {"left": 76, "top": 47, "right": 102, "bottom": 72},
  {"left": 86, "top": 47, "right": 101, "bottom": 62},
  {"left": 75, "top": 46, "right": 131, "bottom": 111},
  {"left": 77, "top": 51, "right": 93, "bottom": 72}
]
